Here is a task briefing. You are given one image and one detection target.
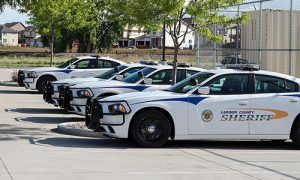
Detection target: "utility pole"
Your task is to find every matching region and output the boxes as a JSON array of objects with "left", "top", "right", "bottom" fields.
[{"left": 162, "top": 22, "right": 166, "bottom": 62}]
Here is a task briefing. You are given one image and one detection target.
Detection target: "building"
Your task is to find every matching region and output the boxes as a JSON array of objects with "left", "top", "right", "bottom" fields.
[
  {"left": 0, "top": 25, "right": 18, "bottom": 46},
  {"left": 241, "top": 9, "right": 300, "bottom": 77},
  {"left": 118, "top": 20, "right": 195, "bottom": 49}
]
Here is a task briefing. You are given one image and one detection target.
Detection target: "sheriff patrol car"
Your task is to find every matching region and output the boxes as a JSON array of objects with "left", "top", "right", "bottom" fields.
[
  {"left": 43, "top": 63, "right": 148, "bottom": 106},
  {"left": 17, "top": 56, "right": 124, "bottom": 92},
  {"left": 61, "top": 64, "right": 204, "bottom": 116},
  {"left": 86, "top": 64, "right": 300, "bottom": 148}
]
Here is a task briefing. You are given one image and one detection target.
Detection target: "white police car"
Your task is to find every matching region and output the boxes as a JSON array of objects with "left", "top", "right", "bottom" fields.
[
  {"left": 62, "top": 64, "right": 204, "bottom": 116},
  {"left": 86, "top": 64, "right": 300, "bottom": 148},
  {"left": 44, "top": 63, "right": 147, "bottom": 106},
  {"left": 17, "top": 56, "right": 124, "bottom": 92}
]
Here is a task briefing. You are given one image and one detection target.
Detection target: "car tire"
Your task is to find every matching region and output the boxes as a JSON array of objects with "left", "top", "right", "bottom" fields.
[
  {"left": 37, "top": 76, "right": 56, "bottom": 93},
  {"left": 130, "top": 110, "right": 171, "bottom": 148},
  {"left": 291, "top": 120, "right": 300, "bottom": 148}
]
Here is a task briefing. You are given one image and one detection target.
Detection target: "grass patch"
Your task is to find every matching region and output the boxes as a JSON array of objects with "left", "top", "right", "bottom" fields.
[{"left": 0, "top": 54, "right": 216, "bottom": 69}]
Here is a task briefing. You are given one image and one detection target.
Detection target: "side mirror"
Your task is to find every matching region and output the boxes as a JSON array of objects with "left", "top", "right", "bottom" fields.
[
  {"left": 144, "top": 78, "right": 153, "bottom": 85},
  {"left": 69, "top": 64, "right": 75, "bottom": 69},
  {"left": 190, "top": 78, "right": 198, "bottom": 86},
  {"left": 197, "top": 86, "right": 210, "bottom": 95},
  {"left": 115, "top": 74, "right": 124, "bottom": 81}
]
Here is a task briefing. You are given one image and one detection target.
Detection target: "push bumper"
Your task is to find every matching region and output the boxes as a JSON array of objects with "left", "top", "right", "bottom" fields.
[
  {"left": 43, "top": 82, "right": 54, "bottom": 103},
  {"left": 85, "top": 99, "right": 129, "bottom": 133},
  {"left": 58, "top": 85, "right": 73, "bottom": 110},
  {"left": 17, "top": 70, "right": 25, "bottom": 86}
]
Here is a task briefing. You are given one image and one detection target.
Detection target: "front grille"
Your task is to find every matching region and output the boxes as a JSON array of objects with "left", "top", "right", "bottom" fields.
[
  {"left": 43, "top": 82, "right": 54, "bottom": 103},
  {"left": 59, "top": 86, "right": 73, "bottom": 109},
  {"left": 17, "top": 70, "right": 25, "bottom": 86}
]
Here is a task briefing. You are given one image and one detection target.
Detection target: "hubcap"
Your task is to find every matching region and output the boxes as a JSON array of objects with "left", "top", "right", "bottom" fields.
[
  {"left": 147, "top": 125, "right": 156, "bottom": 134},
  {"left": 139, "top": 118, "right": 162, "bottom": 141}
]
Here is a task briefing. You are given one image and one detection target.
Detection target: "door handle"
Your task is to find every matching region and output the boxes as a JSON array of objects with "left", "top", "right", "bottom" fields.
[
  {"left": 239, "top": 101, "right": 248, "bottom": 105},
  {"left": 289, "top": 98, "right": 299, "bottom": 103},
  {"left": 89, "top": 72, "right": 94, "bottom": 74}
]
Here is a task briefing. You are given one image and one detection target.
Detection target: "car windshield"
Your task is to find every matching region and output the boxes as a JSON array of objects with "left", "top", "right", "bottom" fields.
[
  {"left": 122, "top": 67, "right": 156, "bottom": 84},
  {"left": 57, "top": 58, "right": 78, "bottom": 68},
  {"left": 96, "top": 65, "right": 128, "bottom": 79},
  {"left": 166, "top": 72, "right": 214, "bottom": 94}
]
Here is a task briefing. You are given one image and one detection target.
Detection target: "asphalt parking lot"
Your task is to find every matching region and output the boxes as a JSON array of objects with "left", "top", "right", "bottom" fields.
[{"left": 1, "top": 69, "right": 300, "bottom": 180}]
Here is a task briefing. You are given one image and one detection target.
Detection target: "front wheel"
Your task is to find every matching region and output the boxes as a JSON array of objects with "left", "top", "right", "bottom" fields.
[
  {"left": 130, "top": 110, "right": 171, "bottom": 148},
  {"left": 292, "top": 120, "right": 300, "bottom": 148},
  {"left": 36, "top": 76, "right": 56, "bottom": 93}
]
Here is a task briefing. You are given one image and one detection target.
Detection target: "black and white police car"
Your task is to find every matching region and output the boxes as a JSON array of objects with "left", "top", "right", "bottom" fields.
[
  {"left": 17, "top": 56, "right": 124, "bottom": 92},
  {"left": 43, "top": 63, "right": 148, "bottom": 106},
  {"left": 86, "top": 64, "right": 300, "bottom": 148},
  {"left": 60, "top": 63, "right": 204, "bottom": 116}
]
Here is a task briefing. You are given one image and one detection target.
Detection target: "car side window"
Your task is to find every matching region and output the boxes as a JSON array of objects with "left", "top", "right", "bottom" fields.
[
  {"left": 204, "top": 74, "right": 249, "bottom": 95},
  {"left": 121, "top": 67, "right": 144, "bottom": 78},
  {"left": 148, "top": 69, "right": 173, "bottom": 85},
  {"left": 176, "top": 69, "right": 186, "bottom": 83},
  {"left": 74, "top": 59, "right": 97, "bottom": 69},
  {"left": 98, "top": 60, "right": 115, "bottom": 68},
  {"left": 254, "top": 75, "right": 298, "bottom": 93}
]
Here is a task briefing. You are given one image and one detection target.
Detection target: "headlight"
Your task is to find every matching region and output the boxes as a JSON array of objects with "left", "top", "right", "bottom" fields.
[
  {"left": 108, "top": 103, "right": 127, "bottom": 114},
  {"left": 27, "top": 72, "right": 38, "bottom": 78},
  {"left": 77, "top": 90, "right": 93, "bottom": 98}
]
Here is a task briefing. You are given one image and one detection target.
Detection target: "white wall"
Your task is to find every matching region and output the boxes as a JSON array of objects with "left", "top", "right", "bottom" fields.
[
  {"left": 1, "top": 32, "right": 18, "bottom": 46},
  {"left": 165, "top": 22, "right": 195, "bottom": 49}
]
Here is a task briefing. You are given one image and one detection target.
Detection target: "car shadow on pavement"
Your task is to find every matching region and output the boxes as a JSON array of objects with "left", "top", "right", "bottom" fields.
[
  {"left": 36, "top": 137, "right": 135, "bottom": 149},
  {"left": 165, "top": 140, "right": 297, "bottom": 150},
  {"left": 0, "top": 89, "right": 40, "bottom": 94},
  {"left": 0, "top": 124, "right": 50, "bottom": 141},
  {"left": 35, "top": 137, "right": 297, "bottom": 150},
  {"left": 0, "top": 82, "right": 18, "bottom": 87},
  {"left": 15, "top": 117, "right": 84, "bottom": 124},
  {"left": 6, "top": 108, "right": 70, "bottom": 114}
]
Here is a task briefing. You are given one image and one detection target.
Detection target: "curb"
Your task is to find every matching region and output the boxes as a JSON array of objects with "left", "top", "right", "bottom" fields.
[{"left": 57, "top": 122, "right": 104, "bottom": 138}]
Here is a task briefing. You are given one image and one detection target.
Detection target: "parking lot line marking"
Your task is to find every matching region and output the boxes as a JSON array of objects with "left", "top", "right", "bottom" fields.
[
  {"left": 0, "top": 158, "right": 13, "bottom": 180},
  {"left": 6, "top": 69, "right": 14, "bottom": 73}
]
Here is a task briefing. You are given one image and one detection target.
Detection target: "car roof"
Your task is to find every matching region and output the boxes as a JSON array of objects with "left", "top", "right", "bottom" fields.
[
  {"left": 203, "top": 68, "right": 300, "bottom": 84},
  {"left": 76, "top": 56, "right": 125, "bottom": 64}
]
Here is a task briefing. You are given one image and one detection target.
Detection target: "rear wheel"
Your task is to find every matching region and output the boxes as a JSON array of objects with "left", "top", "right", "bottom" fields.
[
  {"left": 130, "top": 110, "right": 171, "bottom": 148},
  {"left": 37, "top": 76, "right": 56, "bottom": 93},
  {"left": 291, "top": 119, "right": 300, "bottom": 148}
]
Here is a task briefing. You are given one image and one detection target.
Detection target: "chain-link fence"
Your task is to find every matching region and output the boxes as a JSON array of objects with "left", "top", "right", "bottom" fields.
[{"left": 195, "top": 0, "right": 300, "bottom": 77}]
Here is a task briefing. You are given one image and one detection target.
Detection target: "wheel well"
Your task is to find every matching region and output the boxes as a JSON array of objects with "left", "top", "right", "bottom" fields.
[
  {"left": 128, "top": 107, "right": 175, "bottom": 140},
  {"left": 290, "top": 113, "right": 300, "bottom": 139},
  {"left": 36, "top": 75, "right": 57, "bottom": 89}
]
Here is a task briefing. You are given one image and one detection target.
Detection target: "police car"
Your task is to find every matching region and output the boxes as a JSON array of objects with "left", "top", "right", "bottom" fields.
[
  {"left": 17, "top": 56, "right": 124, "bottom": 92},
  {"left": 44, "top": 63, "right": 148, "bottom": 106},
  {"left": 86, "top": 64, "right": 300, "bottom": 148},
  {"left": 61, "top": 64, "right": 204, "bottom": 116}
]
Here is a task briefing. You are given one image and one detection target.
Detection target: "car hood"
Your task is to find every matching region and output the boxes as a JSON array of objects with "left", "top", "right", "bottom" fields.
[
  {"left": 101, "top": 91, "right": 201, "bottom": 106},
  {"left": 71, "top": 80, "right": 129, "bottom": 89},
  {"left": 52, "top": 77, "right": 101, "bottom": 85},
  {"left": 24, "top": 67, "right": 63, "bottom": 73}
]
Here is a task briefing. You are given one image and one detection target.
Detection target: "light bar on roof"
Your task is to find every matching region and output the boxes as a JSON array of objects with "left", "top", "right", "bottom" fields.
[
  {"left": 166, "top": 62, "right": 191, "bottom": 67},
  {"left": 139, "top": 60, "right": 159, "bottom": 65},
  {"left": 225, "top": 64, "right": 260, "bottom": 70}
]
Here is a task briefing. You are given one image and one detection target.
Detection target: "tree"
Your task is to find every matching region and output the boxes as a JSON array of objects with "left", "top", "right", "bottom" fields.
[
  {"left": 113, "top": 0, "right": 248, "bottom": 84},
  {"left": 21, "top": 0, "right": 96, "bottom": 66}
]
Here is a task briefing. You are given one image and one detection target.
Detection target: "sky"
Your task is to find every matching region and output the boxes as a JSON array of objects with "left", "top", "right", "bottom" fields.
[{"left": 0, "top": 0, "right": 299, "bottom": 25}]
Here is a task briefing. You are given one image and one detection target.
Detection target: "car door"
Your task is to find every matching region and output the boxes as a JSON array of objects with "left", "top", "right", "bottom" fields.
[
  {"left": 188, "top": 73, "right": 251, "bottom": 135},
  {"left": 249, "top": 74, "right": 300, "bottom": 135},
  {"left": 95, "top": 59, "right": 119, "bottom": 76},
  {"left": 68, "top": 59, "right": 98, "bottom": 78}
]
